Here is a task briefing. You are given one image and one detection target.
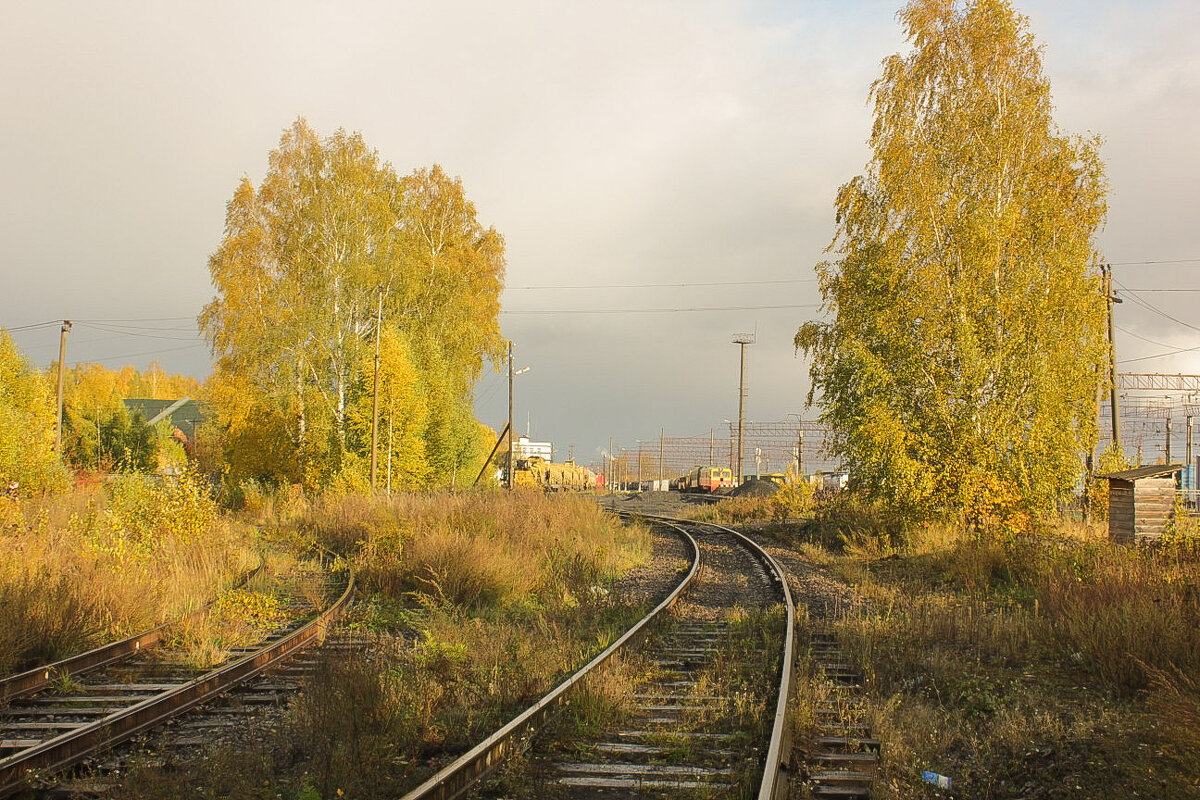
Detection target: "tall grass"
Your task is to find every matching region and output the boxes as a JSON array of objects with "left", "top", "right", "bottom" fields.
[
  {"left": 293, "top": 489, "right": 650, "bottom": 615},
  {"left": 0, "top": 473, "right": 258, "bottom": 675},
  {"left": 117, "top": 489, "right": 655, "bottom": 798},
  {"left": 820, "top": 517, "right": 1200, "bottom": 796}
]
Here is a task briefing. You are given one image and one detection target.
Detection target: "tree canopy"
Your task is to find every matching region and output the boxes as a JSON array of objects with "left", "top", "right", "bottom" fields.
[
  {"left": 0, "top": 331, "right": 69, "bottom": 493},
  {"left": 200, "top": 119, "right": 505, "bottom": 490},
  {"left": 795, "top": 0, "right": 1108, "bottom": 524}
]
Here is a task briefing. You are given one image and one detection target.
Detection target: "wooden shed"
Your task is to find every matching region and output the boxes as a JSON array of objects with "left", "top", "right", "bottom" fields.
[{"left": 1103, "top": 464, "right": 1183, "bottom": 544}]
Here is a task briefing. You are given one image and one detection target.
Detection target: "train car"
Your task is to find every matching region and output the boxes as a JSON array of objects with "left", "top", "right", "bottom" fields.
[
  {"left": 513, "top": 456, "right": 598, "bottom": 492},
  {"left": 677, "top": 466, "right": 733, "bottom": 493}
]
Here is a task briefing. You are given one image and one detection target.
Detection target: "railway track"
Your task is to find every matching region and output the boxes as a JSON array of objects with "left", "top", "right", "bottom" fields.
[
  {"left": 400, "top": 512, "right": 796, "bottom": 800},
  {"left": 0, "top": 552, "right": 353, "bottom": 798}
]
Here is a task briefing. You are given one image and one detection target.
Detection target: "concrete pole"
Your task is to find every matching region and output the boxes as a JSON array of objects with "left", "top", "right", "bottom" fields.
[
  {"left": 659, "top": 427, "right": 664, "bottom": 484},
  {"left": 736, "top": 341, "right": 748, "bottom": 485},
  {"left": 1187, "top": 415, "right": 1194, "bottom": 491},
  {"left": 507, "top": 341, "right": 514, "bottom": 490},
  {"left": 709, "top": 428, "right": 714, "bottom": 466},
  {"left": 1166, "top": 417, "right": 1173, "bottom": 464}
]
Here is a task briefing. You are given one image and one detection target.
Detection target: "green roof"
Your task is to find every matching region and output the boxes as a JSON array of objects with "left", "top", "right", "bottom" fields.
[{"left": 122, "top": 397, "right": 204, "bottom": 438}]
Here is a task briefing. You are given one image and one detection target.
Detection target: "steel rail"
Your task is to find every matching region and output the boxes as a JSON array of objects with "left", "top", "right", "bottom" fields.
[
  {"left": 634, "top": 513, "right": 797, "bottom": 800},
  {"left": 0, "top": 559, "right": 266, "bottom": 704},
  {"left": 0, "top": 562, "right": 352, "bottom": 798},
  {"left": 398, "top": 516, "right": 700, "bottom": 800}
]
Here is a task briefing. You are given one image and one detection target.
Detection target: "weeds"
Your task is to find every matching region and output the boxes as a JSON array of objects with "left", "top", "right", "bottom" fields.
[
  {"left": 803, "top": 513, "right": 1200, "bottom": 798},
  {"left": 0, "top": 474, "right": 257, "bottom": 674}
]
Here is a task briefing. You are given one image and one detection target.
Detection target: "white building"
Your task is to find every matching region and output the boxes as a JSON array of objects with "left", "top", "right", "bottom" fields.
[{"left": 514, "top": 435, "right": 553, "bottom": 462}]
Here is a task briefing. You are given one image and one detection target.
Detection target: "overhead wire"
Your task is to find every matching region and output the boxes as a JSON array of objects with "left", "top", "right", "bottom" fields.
[{"left": 502, "top": 303, "right": 818, "bottom": 315}]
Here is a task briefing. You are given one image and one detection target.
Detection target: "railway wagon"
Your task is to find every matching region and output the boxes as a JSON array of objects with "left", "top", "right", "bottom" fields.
[
  {"left": 677, "top": 465, "right": 733, "bottom": 493},
  {"left": 513, "top": 456, "right": 598, "bottom": 491}
]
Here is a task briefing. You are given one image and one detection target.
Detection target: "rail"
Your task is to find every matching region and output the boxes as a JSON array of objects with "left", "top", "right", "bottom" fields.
[
  {"left": 683, "top": 516, "right": 797, "bottom": 800},
  {"left": 398, "top": 516, "right": 700, "bottom": 800},
  {"left": 0, "top": 559, "right": 351, "bottom": 798}
]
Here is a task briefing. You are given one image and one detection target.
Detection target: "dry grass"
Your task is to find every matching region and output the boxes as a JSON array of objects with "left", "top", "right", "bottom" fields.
[
  {"left": 803, "top": 516, "right": 1200, "bottom": 798},
  {"left": 116, "top": 489, "right": 654, "bottom": 798},
  {"left": 0, "top": 473, "right": 258, "bottom": 675}
]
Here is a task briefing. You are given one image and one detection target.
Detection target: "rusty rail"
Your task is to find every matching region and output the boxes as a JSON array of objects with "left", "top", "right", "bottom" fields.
[
  {"left": 399, "top": 516, "right": 700, "bottom": 800},
  {"left": 0, "top": 561, "right": 351, "bottom": 798},
  {"left": 686, "top": 516, "right": 798, "bottom": 800}
]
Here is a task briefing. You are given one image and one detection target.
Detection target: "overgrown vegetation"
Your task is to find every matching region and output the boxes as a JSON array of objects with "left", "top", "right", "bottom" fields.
[
  {"left": 0, "top": 472, "right": 257, "bottom": 675},
  {"left": 782, "top": 510, "right": 1200, "bottom": 798},
  {"left": 116, "top": 491, "right": 654, "bottom": 798},
  {"left": 686, "top": 479, "right": 816, "bottom": 525}
]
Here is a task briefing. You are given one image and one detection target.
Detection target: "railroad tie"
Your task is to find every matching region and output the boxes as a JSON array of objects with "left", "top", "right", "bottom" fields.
[{"left": 803, "top": 630, "right": 877, "bottom": 800}]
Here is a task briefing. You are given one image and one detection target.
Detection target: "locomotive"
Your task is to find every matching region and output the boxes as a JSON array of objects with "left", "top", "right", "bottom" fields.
[{"left": 672, "top": 465, "right": 734, "bottom": 493}]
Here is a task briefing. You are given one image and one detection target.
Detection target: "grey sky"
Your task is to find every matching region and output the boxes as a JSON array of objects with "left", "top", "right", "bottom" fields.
[{"left": 3, "top": 0, "right": 1198, "bottom": 463}]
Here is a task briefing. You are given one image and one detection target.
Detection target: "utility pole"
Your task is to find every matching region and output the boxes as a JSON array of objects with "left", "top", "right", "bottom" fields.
[
  {"left": 507, "top": 341, "right": 514, "bottom": 490},
  {"left": 1103, "top": 264, "right": 1122, "bottom": 452},
  {"left": 732, "top": 333, "right": 754, "bottom": 486},
  {"left": 797, "top": 426, "right": 804, "bottom": 477},
  {"left": 658, "top": 428, "right": 665, "bottom": 485},
  {"left": 1188, "top": 415, "right": 1195, "bottom": 504},
  {"left": 709, "top": 428, "right": 714, "bottom": 466},
  {"left": 55, "top": 320, "right": 71, "bottom": 454},
  {"left": 370, "top": 288, "right": 383, "bottom": 491},
  {"left": 608, "top": 436, "right": 614, "bottom": 492},
  {"left": 1166, "top": 418, "right": 1173, "bottom": 464}
]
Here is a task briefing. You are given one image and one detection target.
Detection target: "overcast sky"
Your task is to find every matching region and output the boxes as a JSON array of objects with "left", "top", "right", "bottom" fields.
[{"left": 3, "top": 0, "right": 1199, "bottom": 463}]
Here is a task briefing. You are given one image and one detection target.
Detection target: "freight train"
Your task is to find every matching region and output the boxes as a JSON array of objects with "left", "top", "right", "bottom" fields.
[{"left": 512, "top": 455, "right": 599, "bottom": 491}]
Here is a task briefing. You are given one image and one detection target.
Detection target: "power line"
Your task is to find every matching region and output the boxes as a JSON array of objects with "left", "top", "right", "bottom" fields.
[
  {"left": 1118, "top": 342, "right": 1200, "bottom": 365},
  {"left": 506, "top": 278, "right": 818, "bottom": 290},
  {"left": 501, "top": 303, "right": 818, "bottom": 315},
  {"left": 4, "top": 320, "right": 61, "bottom": 332},
  {"left": 1110, "top": 258, "right": 1200, "bottom": 266},
  {"left": 1114, "top": 280, "right": 1200, "bottom": 335},
  {"left": 1116, "top": 325, "right": 1178, "bottom": 350}
]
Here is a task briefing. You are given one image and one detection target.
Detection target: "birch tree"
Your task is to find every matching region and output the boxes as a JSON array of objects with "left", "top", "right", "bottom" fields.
[
  {"left": 201, "top": 120, "right": 505, "bottom": 489},
  {"left": 795, "top": 0, "right": 1108, "bottom": 523}
]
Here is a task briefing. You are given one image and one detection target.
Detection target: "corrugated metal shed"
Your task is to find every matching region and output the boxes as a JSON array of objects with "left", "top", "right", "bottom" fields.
[{"left": 1102, "top": 464, "right": 1182, "bottom": 544}]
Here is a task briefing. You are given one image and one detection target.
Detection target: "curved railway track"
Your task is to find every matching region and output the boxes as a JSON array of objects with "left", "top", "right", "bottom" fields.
[
  {"left": 401, "top": 511, "right": 796, "bottom": 800},
  {"left": 0, "top": 552, "right": 353, "bottom": 798}
]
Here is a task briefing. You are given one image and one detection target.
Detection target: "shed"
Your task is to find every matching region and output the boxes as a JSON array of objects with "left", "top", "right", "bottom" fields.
[{"left": 1102, "top": 464, "right": 1182, "bottom": 544}]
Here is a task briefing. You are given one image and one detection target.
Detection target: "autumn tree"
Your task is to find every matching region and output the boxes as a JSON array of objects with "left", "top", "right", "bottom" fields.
[
  {"left": 0, "top": 331, "right": 69, "bottom": 493},
  {"left": 795, "top": 0, "right": 1107, "bottom": 522},
  {"left": 201, "top": 120, "right": 505, "bottom": 490}
]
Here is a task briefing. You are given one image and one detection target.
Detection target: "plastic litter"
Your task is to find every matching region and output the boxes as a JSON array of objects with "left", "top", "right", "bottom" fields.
[{"left": 922, "top": 771, "right": 952, "bottom": 789}]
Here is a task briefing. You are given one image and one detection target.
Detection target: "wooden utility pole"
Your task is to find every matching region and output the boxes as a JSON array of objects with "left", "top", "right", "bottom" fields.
[
  {"left": 370, "top": 288, "right": 383, "bottom": 490},
  {"left": 797, "top": 427, "right": 804, "bottom": 477},
  {"left": 1103, "top": 265, "right": 1121, "bottom": 451},
  {"left": 55, "top": 320, "right": 71, "bottom": 453}
]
